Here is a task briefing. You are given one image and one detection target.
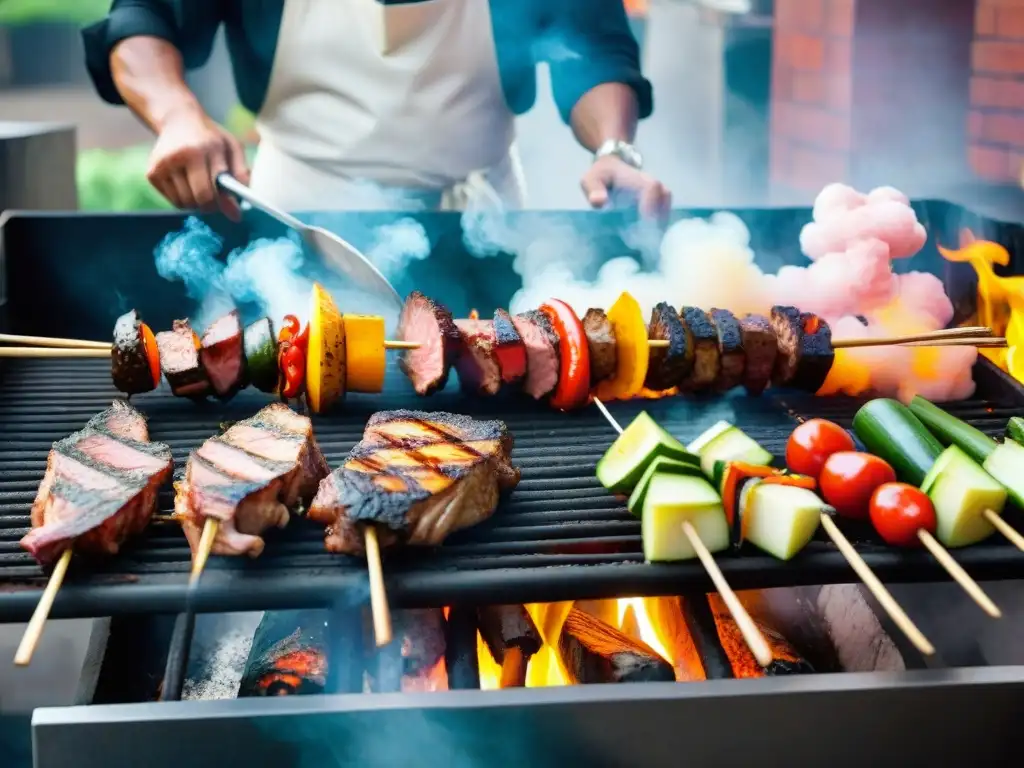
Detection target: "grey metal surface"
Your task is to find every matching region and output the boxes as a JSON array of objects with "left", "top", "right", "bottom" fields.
[
  {"left": 33, "top": 668, "right": 1024, "bottom": 768},
  {"left": 0, "top": 122, "right": 77, "bottom": 213}
]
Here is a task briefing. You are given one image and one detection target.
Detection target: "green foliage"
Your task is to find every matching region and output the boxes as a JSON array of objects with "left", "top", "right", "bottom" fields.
[
  {"left": 76, "top": 145, "right": 172, "bottom": 212},
  {"left": 0, "top": 0, "right": 109, "bottom": 25}
]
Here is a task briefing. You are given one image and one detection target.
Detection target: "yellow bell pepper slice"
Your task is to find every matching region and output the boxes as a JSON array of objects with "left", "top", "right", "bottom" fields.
[
  {"left": 594, "top": 291, "right": 649, "bottom": 400},
  {"left": 343, "top": 314, "right": 387, "bottom": 393},
  {"left": 306, "top": 283, "right": 346, "bottom": 413}
]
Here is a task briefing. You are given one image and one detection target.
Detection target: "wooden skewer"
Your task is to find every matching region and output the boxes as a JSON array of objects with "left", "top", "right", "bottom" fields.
[
  {"left": 820, "top": 514, "right": 935, "bottom": 656},
  {"left": 0, "top": 347, "right": 112, "bottom": 358},
  {"left": 14, "top": 548, "right": 72, "bottom": 666},
  {"left": 499, "top": 646, "right": 528, "bottom": 687},
  {"left": 0, "top": 333, "right": 111, "bottom": 349},
  {"left": 899, "top": 337, "right": 1006, "bottom": 348},
  {"left": 833, "top": 327, "right": 995, "bottom": 349},
  {"left": 190, "top": 518, "right": 219, "bottom": 587},
  {"left": 916, "top": 530, "right": 1001, "bottom": 617},
  {"left": 983, "top": 509, "right": 1024, "bottom": 551},
  {"left": 363, "top": 525, "right": 393, "bottom": 647}
]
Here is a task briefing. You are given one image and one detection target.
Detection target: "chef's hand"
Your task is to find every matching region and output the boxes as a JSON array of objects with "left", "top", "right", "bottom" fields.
[
  {"left": 580, "top": 155, "right": 671, "bottom": 219},
  {"left": 147, "top": 107, "right": 250, "bottom": 221}
]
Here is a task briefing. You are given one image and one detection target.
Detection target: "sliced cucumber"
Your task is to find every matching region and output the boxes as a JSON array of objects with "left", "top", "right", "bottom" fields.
[
  {"left": 695, "top": 425, "right": 773, "bottom": 478},
  {"left": 741, "top": 484, "right": 826, "bottom": 560},
  {"left": 642, "top": 474, "right": 729, "bottom": 562},
  {"left": 596, "top": 411, "right": 697, "bottom": 494},
  {"left": 852, "top": 398, "right": 942, "bottom": 486},
  {"left": 920, "top": 445, "right": 958, "bottom": 495},
  {"left": 686, "top": 420, "right": 733, "bottom": 454},
  {"left": 982, "top": 439, "right": 1024, "bottom": 507},
  {"left": 925, "top": 445, "right": 1007, "bottom": 548},
  {"left": 626, "top": 457, "right": 705, "bottom": 516},
  {"left": 1007, "top": 417, "right": 1024, "bottom": 445}
]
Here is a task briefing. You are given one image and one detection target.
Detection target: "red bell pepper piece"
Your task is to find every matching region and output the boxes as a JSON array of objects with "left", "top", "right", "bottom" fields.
[{"left": 538, "top": 299, "right": 591, "bottom": 411}]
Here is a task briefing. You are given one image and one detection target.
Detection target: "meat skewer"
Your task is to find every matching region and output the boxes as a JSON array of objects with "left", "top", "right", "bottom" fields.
[{"left": 476, "top": 604, "right": 543, "bottom": 687}]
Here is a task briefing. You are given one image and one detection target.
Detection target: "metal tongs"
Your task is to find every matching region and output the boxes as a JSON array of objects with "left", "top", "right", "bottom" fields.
[{"left": 216, "top": 173, "right": 403, "bottom": 311}]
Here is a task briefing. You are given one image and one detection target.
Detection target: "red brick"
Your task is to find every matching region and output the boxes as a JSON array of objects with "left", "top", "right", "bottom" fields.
[
  {"left": 996, "top": 8, "right": 1024, "bottom": 39},
  {"left": 970, "top": 76, "right": 1024, "bottom": 109},
  {"left": 968, "top": 144, "right": 1015, "bottom": 180},
  {"left": 968, "top": 110, "right": 986, "bottom": 139},
  {"left": 776, "top": 33, "right": 826, "bottom": 71},
  {"left": 773, "top": 101, "right": 851, "bottom": 150},
  {"left": 776, "top": 0, "right": 824, "bottom": 33},
  {"left": 973, "top": 40, "right": 1024, "bottom": 73},
  {"left": 826, "top": 0, "right": 855, "bottom": 38},
  {"left": 977, "top": 2, "right": 998, "bottom": 35},
  {"left": 981, "top": 111, "right": 1024, "bottom": 145},
  {"left": 791, "top": 71, "right": 827, "bottom": 105}
]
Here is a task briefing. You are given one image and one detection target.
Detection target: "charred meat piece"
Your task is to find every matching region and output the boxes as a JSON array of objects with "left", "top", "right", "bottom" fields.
[
  {"left": 453, "top": 319, "right": 502, "bottom": 396},
  {"left": 710, "top": 309, "right": 745, "bottom": 392},
  {"left": 739, "top": 314, "right": 778, "bottom": 396},
  {"left": 177, "top": 403, "right": 329, "bottom": 558},
  {"left": 511, "top": 311, "right": 560, "bottom": 399},
  {"left": 645, "top": 302, "right": 692, "bottom": 391},
  {"left": 477, "top": 605, "right": 542, "bottom": 687},
  {"left": 770, "top": 306, "right": 835, "bottom": 392},
  {"left": 678, "top": 307, "right": 720, "bottom": 393},
  {"left": 309, "top": 410, "right": 520, "bottom": 555},
  {"left": 492, "top": 309, "right": 527, "bottom": 385},
  {"left": 156, "top": 319, "right": 210, "bottom": 398},
  {"left": 20, "top": 401, "right": 173, "bottom": 565},
  {"left": 111, "top": 309, "right": 158, "bottom": 395},
  {"left": 200, "top": 310, "right": 246, "bottom": 398},
  {"left": 583, "top": 308, "right": 617, "bottom": 386},
  {"left": 558, "top": 607, "right": 675, "bottom": 684},
  {"left": 397, "top": 291, "right": 462, "bottom": 396}
]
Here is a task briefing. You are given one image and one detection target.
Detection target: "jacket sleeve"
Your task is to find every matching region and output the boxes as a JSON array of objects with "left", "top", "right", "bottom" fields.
[
  {"left": 82, "top": 0, "right": 224, "bottom": 105},
  {"left": 543, "top": 0, "right": 653, "bottom": 125}
]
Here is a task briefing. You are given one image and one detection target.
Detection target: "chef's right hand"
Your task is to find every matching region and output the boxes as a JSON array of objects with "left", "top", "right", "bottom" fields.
[{"left": 147, "top": 107, "right": 250, "bottom": 221}]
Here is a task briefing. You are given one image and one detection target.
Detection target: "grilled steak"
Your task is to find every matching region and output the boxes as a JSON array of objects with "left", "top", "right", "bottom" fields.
[
  {"left": 492, "top": 309, "right": 527, "bottom": 385},
  {"left": 770, "top": 306, "right": 835, "bottom": 392},
  {"left": 200, "top": 310, "right": 246, "bottom": 398},
  {"left": 111, "top": 309, "right": 157, "bottom": 395},
  {"left": 511, "top": 310, "right": 560, "bottom": 399},
  {"left": 678, "top": 307, "right": 720, "bottom": 393},
  {"left": 645, "top": 303, "right": 692, "bottom": 391},
  {"left": 20, "top": 401, "right": 173, "bottom": 565},
  {"left": 710, "top": 309, "right": 745, "bottom": 392},
  {"left": 177, "top": 403, "right": 329, "bottom": 558},
  {"left": 583, "top": 308, "right": 617, "bottom": 385},
  {"left": 453, "top": 319, "right": 502, "bottom": 395},
  {"left": 156, "top": 319, "right": 210, "bottom": 398},
  {"left": 308, "top": 410, "right": 520, "bottom": 555},
  {"left": 739, "top": 314, "right": 778, "bottom": 395},
  {"left": 398, "top": 291, "right": 462, "bottom": 396}
]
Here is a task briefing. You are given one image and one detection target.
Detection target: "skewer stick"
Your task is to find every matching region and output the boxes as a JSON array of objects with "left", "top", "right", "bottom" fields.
[
  {"left": 363, "top": 525, "right": 393, "bottom": 647},
  {"left": 190, "top": 518, "right": 219, "bottom": 587},
  {"left": 14, "top": 548, "right": 72, "bottom": 666},
  {"left": 899, "top": 337, "right": 1006, "bottom": 348},
  {"left": 819, "top": 514, "right": 935, "bottom": 656},
  {"left": 382, "top": 340, "right": 420, "bottom": 350},
  {"left": 594, "top": 396, "right": 773, "bottom": 668},
  {"left": 0, "top": 333, "right": 111, "bottom": 349},
  {"left": 833, "top": 327, "right": 996, "bottom": 349},
  {"left": 916, "top": 530, "right": 1001, "bottom": 617},
  {"left": 982, "top": 509, "right": 1024, "bottom": 551},
  {"left": 0, "top": 347, "right": 112, "bottom": 358},
  {"left": 499, "top": 646, "right": 528, "bottom": 688}
]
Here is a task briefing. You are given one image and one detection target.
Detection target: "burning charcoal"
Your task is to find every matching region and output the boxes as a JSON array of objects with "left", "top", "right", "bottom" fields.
[
  {"left": 476, "top": 604, "right": 542, "bottom": 688},
  {"left": 618, "top": 604, "right": 642, "bottom": 643},
  {"left": 708, "top": 594, "right": 814, "bottom": 677},
  {"left": 365, "top": 609, "right": 448, "bottom": 692},
  {"left": 557, "top": 608, "right": 674, "bottom": 684},
  {"left": 238, "top": 611, "right": 329, "bottom": 697}
]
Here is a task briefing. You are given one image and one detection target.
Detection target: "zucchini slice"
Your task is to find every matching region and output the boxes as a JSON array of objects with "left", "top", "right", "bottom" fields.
[
  {"left": 642, "top": 474, "right": 729, "bottom": 561},
  {"left": 596, "top": 411, "right": 697, "bottom": 494},
  {"left": 982, "top": 439, "right": 1024, "bottom": 507},
  {"left": 690, "top": 422, "right": 773, "bottom": 478},
  {"left": 924, "top": 445, "right": 1007, "bottom": 548},
  {"left": 740, "top": 483, "right": 826, "bottom": 561},
  {"left": 627, "top": 457, "right": 705, "bottom": 516}
]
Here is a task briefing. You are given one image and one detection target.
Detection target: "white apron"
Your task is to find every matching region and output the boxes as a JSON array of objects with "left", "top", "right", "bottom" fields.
[{"left": 248, "top": 0, "right": 526, "bottom": 211}]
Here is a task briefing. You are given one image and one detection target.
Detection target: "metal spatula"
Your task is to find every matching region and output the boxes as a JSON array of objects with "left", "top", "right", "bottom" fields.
[{"left": 216, "top": 173, "right": 403, "bottom": 311}]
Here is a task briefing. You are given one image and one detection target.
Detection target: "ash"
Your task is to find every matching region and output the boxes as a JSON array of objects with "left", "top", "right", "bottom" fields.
[{"left": 182, "top": 612, "right": 263, "bottom": 700}]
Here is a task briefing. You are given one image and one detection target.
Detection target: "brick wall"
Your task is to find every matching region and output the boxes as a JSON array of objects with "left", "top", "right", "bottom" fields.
[{"left": 969, "top": 0, "right": 1024, "bottom": 184}]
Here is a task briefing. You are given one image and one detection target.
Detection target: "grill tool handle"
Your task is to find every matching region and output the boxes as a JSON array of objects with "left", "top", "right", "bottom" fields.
[{"left": 216, "top": 172, "right": 305, "bottom": 230}]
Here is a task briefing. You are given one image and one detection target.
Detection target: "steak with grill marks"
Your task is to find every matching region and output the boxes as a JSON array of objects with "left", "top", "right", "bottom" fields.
[
  {"left": 20, "top": 401, "right": 173, "bottom": 566},
  {"left": 177, "top": 403, "right": 329, "bottom": 558},
  {"left": 308, "top": 410, "right": 520, "bottom": 555}
]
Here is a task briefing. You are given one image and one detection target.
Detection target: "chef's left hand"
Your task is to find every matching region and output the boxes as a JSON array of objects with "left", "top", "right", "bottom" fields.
[{"left": 581, "top": 155, "right": 671, "bottom": 219}]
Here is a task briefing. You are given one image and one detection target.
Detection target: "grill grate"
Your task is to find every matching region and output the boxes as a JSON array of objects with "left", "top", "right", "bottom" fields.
[{"left": 2, "top": 358, "right": 1024, "bottom": 622}]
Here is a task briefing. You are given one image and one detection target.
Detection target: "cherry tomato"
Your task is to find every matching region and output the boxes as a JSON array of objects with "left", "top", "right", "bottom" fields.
[
  {"left": 786, "top": 419, "right": 855, "bottom": 478},
  {"left": 869, "top": 482, "right": 937, "bottom": 547},
  {"left": 819, "top": 452, "right": 897, "bottom": 519}
]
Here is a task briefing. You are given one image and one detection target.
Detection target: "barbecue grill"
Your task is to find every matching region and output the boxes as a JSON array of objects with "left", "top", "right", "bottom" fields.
[{"left": 2, "top": 204, "right": 1024, "bottom": 767}]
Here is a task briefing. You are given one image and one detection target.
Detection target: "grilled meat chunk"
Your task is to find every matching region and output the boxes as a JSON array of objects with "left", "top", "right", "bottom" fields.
[
  {"left": 739, "top": 314, "right": 778, "bottom": 396},
  {"left": 309, "top": 410, "right": 520, "bottom": 555},
  {"left": 511, "top": 311, "right": 559, "bottom": 399},
  {"left": 156, "top": 319, "right": 210, "bottom": 398},
  {"left": 645, "top": 303, "right": 692, "bottom": 391},
  {"left": 398, "top": 291, "right": 462, "bottom": 396},
  {"left": 678, "top": 307, "right": 720, "bottom": 393},
  {"left": 177, "top": 403, "right": 329, "bottom": 558},
  {"left": 492, "top": 309, "right": 527, "bottom": 385},
  {"left": 770, "top": 306, "right": 835, "bottom": 392},
  {"left": 20, "top": 402, "right": 173, "bottom": 565},
  {"left": 710, "top": 309, "right": 745, "bottom": 392},
  {"left": 111, "top": 309, "right": 157, "bottom": 395},
  {"left": 583, "top": 308, "right": 617, "bottom": 386},
  {"left": 453, "top": 319, "right": 502, "bottom": 396},
  {"left": 199, "top": 310, "right": 246, "bottom": 398}
]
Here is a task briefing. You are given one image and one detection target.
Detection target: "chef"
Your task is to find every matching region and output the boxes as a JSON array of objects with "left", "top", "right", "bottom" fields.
[{"left": 83, "top": 0, "right": 669, "bottom": 217}]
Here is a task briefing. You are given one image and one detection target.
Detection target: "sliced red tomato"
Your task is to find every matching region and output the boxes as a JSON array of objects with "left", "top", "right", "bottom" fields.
[
  {"left": 538, "top": 299, "right": 591, "bottom": 411},
  {"left": 786, "top": 419, "right": 855, "bottom": 478},
  {"left": 869, "top": 482, "right": 937, "bottom": 547},
  {"left": 820, "top": 452, "right": 897, "bottom": 520}
]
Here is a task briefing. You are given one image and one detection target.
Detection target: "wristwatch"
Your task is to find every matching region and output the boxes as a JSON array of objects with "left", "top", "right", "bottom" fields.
[{"left": 594, "top": 139, "right": 643, "bottom": 170}]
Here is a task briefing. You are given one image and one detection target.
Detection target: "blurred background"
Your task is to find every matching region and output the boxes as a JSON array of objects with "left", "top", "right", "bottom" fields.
[{"left": 1, "top": 0, "right": 1021, "bottom": 214}]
